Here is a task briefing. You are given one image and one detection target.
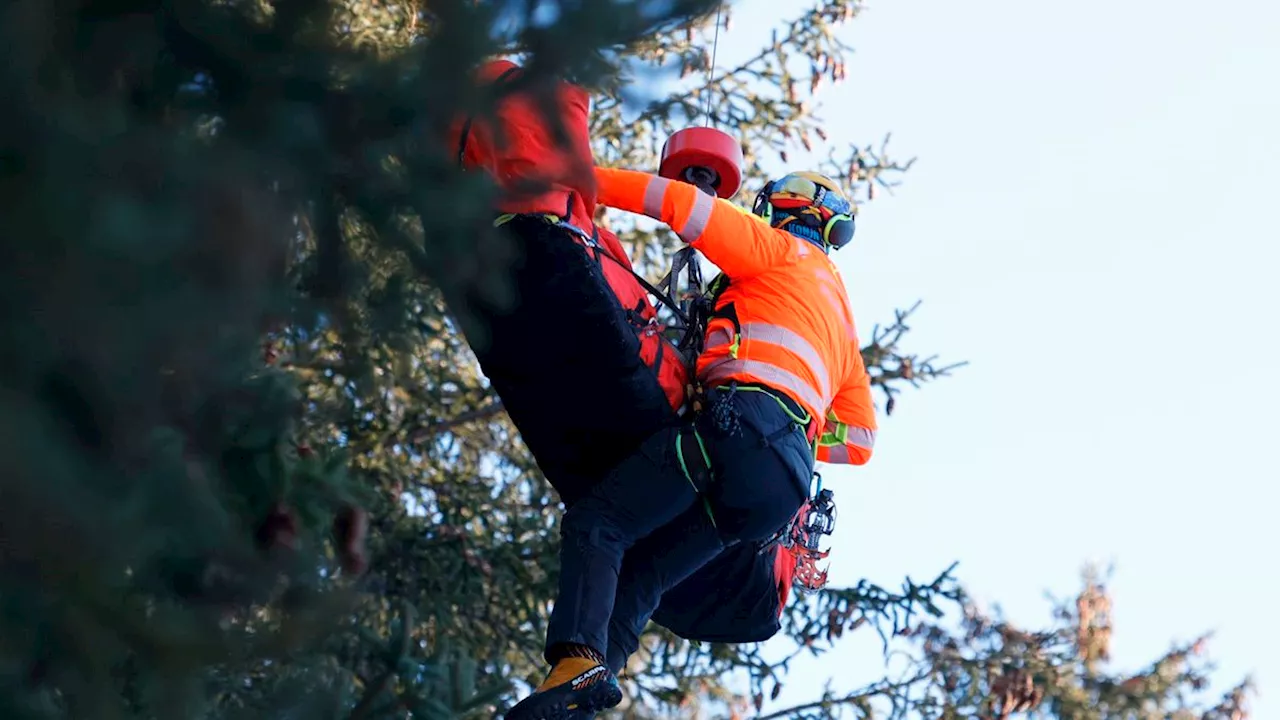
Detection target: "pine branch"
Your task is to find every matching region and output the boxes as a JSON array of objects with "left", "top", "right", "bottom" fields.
[
  {"left": 860, "top": 301, "right": 968, "bottom": 415},
  {"left": 753, "top": 669, "right": 931, "bottom": 720},
  {"left": 349, "top": 600, "right": 415, "bottom": 719},
  {"left": 407, "top": 399, "right": 506, "bottom": 444}
]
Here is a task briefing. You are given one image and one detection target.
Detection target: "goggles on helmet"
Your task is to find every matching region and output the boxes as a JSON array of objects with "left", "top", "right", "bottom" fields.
[
  {"left": 753, "top": 171, "right": 856, "bottom": 251},
  {"left": 769, "top": 172, "right": 852, "bottom": 216}
]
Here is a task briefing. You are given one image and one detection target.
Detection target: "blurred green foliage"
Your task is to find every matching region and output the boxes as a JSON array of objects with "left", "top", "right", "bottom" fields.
[{"left": 0, "top": 1, "right": 1251, "bottom": 718}]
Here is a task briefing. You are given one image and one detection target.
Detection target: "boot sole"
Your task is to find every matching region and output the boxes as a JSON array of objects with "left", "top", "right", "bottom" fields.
[{"left": 504, "top": 680, "right": 623, "bottom": 720}]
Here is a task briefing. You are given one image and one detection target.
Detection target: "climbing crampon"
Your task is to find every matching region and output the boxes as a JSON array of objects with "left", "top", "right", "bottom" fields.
[{"left": 776, "top": 484, "right": 838, "bottom": 592}]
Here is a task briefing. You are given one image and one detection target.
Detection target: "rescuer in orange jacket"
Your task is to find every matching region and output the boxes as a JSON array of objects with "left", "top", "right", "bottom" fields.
[{"left": 506, "top": 170, "right": 878, "bottom": 720}]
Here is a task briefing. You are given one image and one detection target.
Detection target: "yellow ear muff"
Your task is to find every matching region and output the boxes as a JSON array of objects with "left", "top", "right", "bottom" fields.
[{"left": 823, "top": 214, "right": 855, "bottom": 249}]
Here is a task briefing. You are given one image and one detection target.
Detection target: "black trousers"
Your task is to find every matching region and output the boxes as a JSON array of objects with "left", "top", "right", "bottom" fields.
[{"left": 544, "top": 388, "right": 813, "bottom": 671}]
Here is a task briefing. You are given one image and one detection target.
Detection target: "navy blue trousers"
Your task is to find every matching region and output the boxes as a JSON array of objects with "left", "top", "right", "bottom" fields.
[{"left": 544, "top": 388, "right": 813, "bottom": 672}]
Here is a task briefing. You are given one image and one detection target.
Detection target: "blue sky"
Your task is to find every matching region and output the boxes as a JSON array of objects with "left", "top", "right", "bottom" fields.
[{"left": 698, "top": 0, "right": 1278, "bottom": 715}]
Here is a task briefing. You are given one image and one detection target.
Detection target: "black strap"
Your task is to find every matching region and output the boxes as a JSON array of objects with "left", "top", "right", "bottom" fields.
[
  {"left": 455, "top": 118, "right": 474, "bottom": 168},
  {"left": 656, "top": 246, "right": 707, "bottom": 344},
  {"left": 710, "top": 301, "right": 742, "bottom": 344},
  {"left": 589, "top": 235, "right": 691, "bottom": 326},
  {"left": 651, "top": 328, "right": 666, "bottom": 377},
  {"left": 456, "top": 65, "right": 524, "bottom": 169},
  {"left": 656, "top": 246, "right": 694, "bottom": 299},
  {"left": 679, "top": 272, "right": 729, "bottom": 359}
]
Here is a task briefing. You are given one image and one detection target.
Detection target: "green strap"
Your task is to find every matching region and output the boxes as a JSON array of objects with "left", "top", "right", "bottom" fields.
[
  {"left": 675, "top": 429, "right": 718, "bottom": 530},
  {"left": 693, "top": 427, "right": 711, "bottom": 468},
  {"left": 493, "top": 212, "right": 560, "bottom": 227},
  {"left": 713, "top": 384, "right": 818, "bottom": 455},
  {"left": 675, "top": 432, "right": 694, "bottom": 489},
  {"left": 725, "top": 385, "right": 811, "bottom": 427}
]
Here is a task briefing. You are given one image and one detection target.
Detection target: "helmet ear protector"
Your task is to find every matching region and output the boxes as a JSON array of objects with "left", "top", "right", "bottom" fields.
[{"left": 752, "top": 172, "right": 856, "bottom": 251}]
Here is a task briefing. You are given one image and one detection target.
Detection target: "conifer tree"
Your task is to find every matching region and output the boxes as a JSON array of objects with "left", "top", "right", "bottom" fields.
[{"left": 0, "top": 1, "right": 1250, "bottom": 718}]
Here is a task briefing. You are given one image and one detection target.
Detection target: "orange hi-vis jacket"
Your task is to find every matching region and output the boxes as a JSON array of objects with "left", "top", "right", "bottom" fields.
[{"left": 594, "top": 167, "right": 878, "bottom": 465}]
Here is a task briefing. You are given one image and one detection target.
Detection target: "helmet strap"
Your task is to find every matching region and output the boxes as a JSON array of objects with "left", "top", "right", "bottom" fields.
[{"left": 752, "top": 181, "right": 776, "bottom": 222}]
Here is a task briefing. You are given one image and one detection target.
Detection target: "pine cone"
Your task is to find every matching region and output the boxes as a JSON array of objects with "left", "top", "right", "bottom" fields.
[
  {"left": 334, "top": 504, "right": 370, "bottom": 576},
  {"left": 255, "top": 502, "right": 300, "bottom": 553}
]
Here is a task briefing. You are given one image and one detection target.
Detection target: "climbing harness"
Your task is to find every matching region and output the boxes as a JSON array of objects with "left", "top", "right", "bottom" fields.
[
  {"left": 655, "top": 246, "right": 709, "bottom": 357},
  {"left": 793, "top": 484, "right": 837, "bottom": 591}
]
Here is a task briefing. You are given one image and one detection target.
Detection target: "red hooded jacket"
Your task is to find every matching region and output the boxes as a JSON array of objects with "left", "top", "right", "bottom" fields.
[{"left": 449, "top": 59, "right": 598, "bottom": 233}]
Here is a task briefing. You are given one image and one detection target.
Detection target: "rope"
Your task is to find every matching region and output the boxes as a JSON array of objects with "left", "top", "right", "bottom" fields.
[{"left": 703, "top": 3, "right": 723, "bottom": 127}]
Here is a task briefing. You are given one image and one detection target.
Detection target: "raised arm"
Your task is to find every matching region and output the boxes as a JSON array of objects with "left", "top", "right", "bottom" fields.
[{"left": 594, "top": 167, "right": 799, "bottom": 279}]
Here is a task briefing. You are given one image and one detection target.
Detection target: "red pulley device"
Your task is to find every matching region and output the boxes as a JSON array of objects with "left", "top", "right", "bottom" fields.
[{"left": 658, "top": 126, "right": 744, "bottom": 199}]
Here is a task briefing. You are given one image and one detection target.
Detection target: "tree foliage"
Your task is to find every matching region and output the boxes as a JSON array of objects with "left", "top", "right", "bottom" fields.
[
  {"left": 737, "top": 567, "right": 1254, "bottom": 720},
  {"left": 0, "top": 0, "right": 1251, "bottom": 718}
]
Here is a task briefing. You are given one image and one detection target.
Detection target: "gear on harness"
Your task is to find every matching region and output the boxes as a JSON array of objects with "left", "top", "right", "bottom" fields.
[
  {"left": 648, "top": 118, "right": 744, "bottom": 376},
  {"left": 793, "top": 486, "right": 837, "bottom": 590},
  {"left": 587, "top": 123, "right": 743, "bottom": 390},
  {"left": 650, "top": 9, "right": 745, "bottom": 373},
  {"left": 761, "top": 475, "right": 838, "bottom": 592},
  {"left": 706, "top": 382, "right": 742, "bottom": 436}
]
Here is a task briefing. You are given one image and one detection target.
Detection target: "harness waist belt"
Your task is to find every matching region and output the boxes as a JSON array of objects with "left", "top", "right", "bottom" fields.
[
  {"left": 493, "top": 212, "right": 592, "bottom": 241},
  {"left": 706, "top": 381, "right": 814, "bottom": 439}
]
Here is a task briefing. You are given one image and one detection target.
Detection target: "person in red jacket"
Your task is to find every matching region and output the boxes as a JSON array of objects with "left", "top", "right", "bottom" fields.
[
  {"left": 506, "top": 169, "right": 877, "bottom": 719},
  {"left": 452, "top": 59, "right": 598, "bottom": 232}
]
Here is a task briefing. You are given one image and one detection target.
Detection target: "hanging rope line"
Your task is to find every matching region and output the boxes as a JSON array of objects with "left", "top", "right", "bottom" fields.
[{"left": 703, "top": 3, "right": 723, "bottom": 126}]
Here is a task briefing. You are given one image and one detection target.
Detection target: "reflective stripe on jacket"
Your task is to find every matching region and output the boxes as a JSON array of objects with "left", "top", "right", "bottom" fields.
[{"left": 594, "top": 167, "right": 877, "bottom": 465}]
